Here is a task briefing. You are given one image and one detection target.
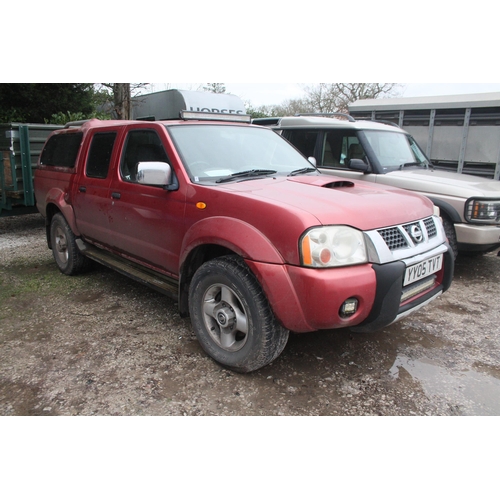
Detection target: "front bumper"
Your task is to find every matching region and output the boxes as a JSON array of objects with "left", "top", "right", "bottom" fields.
[
  {"left": 247, "top": 243, "right": 454, "bottom": 334},
  {"left": 351, "top": 243, "right": 454, "bottom": 332},
  {"left": 455, "top": 223, "right": 500, "bottom": 253}
]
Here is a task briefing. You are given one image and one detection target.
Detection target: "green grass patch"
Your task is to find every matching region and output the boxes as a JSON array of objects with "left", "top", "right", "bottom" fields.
[{"left": 0, "top": 258, "right": 98, "bottom": 303}]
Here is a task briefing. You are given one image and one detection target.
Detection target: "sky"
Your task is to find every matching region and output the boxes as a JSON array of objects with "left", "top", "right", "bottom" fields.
[{"left": 146, "top": 83, "right": 500, "bottom": 108}]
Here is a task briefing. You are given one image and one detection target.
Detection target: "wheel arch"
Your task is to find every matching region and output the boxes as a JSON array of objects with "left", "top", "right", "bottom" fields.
[
  {"left": 178, "top": 217, "right": 286, "bottom": 317},
  {"left": 430, "top": 197, "right": 459, "bottom": 257},
  {"left": 42, "top": 188, "right": 80, "bottom": 247},
  {"left": 44, "top": 205, "right": 77, "bottom": 250},
  {"left": 178, "top": 244, "right": 234, "bottom": 316},
  {"left": 428, "top": 197, "right": 462, "bottom": 224}
]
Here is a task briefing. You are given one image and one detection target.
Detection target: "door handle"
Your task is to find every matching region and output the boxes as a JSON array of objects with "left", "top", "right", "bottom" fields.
[
  {"left": 111, "top": 192, "right": 121, "bottom": 199},
  {"left": 79, "top": 186, "right": 87, "bottom": 193}
]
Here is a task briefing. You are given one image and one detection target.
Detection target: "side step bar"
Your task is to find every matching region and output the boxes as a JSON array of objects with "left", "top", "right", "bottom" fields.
[{"left": 76, "top": 239, "right": 179, "bottom": 299}]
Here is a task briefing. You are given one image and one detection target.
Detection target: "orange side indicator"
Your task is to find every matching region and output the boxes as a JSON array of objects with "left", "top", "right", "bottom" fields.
[
  {"left": 301, "top": 236, "right": 312, "bottom": 266},
  {"left": 196, "top": 202, "right": 207, "bottom": 210}
]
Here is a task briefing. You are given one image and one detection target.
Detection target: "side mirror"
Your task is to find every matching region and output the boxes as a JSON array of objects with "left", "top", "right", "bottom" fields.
[
  {"left": 347, "top": 158, "right": 370, "bottom": 173},
  {"left": 137, "top": 162, "right": 179, "bottom": 191},
  {"left": 308, "top": 156, "right": 317, "bottom": 167}
]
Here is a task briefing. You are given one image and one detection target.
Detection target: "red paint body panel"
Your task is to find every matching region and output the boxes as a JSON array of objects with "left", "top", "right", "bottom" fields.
[{"left": 246, "top": 260, "right": 377, "bottom": 332}]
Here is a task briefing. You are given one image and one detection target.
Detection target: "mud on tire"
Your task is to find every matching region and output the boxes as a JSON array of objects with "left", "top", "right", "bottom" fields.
[
  {"left": 50, "top": 213, "right": 90, "bottom": 275},
  {"left": 189, "top": 255, "right": 289, "bottom": 373}
]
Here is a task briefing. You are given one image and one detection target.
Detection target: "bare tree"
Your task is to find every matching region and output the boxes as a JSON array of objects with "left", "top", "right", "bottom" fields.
[
  {"left": 112, "top": 83, "right": 131, "bottom": 119},
  {"left": 303, "top": 83, "right": 401, "bottom": 113},
  {"left": 248, "top": 83, "right": 402, "bottom": 119},
  {"left": 271, "top": 98, "right": 313, "bottom": 116},
  {"left": 98, "top": 83, "right": 149, "bottom": 119},
  {"left": 203, "top": 83, "right": 226, "bottom": 94}
]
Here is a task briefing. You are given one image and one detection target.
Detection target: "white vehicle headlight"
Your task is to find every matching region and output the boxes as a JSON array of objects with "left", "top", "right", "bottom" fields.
[
  {"left": 465, "top": 199, "right": 500, "bottom": 224},
  {"left": 300, "top": 226, "right": 368, "bottom": 268}
]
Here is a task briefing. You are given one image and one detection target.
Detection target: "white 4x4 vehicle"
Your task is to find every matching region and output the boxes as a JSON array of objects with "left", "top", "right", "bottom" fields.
[{"left": 256, "top": 114, "right": 500, "bottom": 257}]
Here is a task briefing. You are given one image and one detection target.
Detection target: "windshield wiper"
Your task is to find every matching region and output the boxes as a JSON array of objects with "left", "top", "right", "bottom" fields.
[
  {"left": 216, "top": 169, "right": 277, "bottom": 184},
  {"left": 289, "top": 167, "right": 317, "bottom": 176}
]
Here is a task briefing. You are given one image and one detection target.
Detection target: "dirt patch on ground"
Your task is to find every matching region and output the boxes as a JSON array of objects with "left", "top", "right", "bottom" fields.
[{"left": 1, "top": 214, "right": 500, "bottom": 415}]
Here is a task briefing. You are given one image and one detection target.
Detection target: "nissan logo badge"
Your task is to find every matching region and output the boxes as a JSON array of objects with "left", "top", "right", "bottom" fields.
[{"left": 410, "top": 224, "right": 423, "bottom": 243}]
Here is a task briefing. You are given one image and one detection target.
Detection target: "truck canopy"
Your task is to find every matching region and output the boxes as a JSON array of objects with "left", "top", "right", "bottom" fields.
[{"left": 131, "top": 89, "right": 247, "bottom": 121}]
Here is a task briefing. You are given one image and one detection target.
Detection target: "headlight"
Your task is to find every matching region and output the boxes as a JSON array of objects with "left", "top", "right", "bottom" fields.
[
  {"left": 300, "top": 226, "right": 368, "bottom": 268},
  {"left": 465, "top": 199, "right": 500, "bottom": 224}
]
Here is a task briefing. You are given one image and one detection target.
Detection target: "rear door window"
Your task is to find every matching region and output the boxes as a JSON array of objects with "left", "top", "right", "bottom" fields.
[
  {"left": 86, "top": 132, "right": 117, "bottom": 179},
  {"left": 40, "top": 132, "right": 83, "bottom": 168}
]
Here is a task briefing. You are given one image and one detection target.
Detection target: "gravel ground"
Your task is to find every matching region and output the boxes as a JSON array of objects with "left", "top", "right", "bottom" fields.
[{"left": 1, "top": 213, "right": 500, "bottom": 416}]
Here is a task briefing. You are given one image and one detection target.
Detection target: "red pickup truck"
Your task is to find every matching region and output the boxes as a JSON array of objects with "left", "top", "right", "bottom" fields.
[{"left": 34, "top": 92, "right": 454, "bottom": 372}]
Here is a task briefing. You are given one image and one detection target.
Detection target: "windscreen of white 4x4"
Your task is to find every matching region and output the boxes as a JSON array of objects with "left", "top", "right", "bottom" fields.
[
  {"left": 363, "top": 130, "right": 429, "bottom": 172},
  {"left": 167, "top": 125, "right": 314, "bottom": 183}
]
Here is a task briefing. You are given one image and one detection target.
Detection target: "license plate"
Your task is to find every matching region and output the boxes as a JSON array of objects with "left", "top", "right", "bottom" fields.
[{"left": 404, "top": 254, "right": 443, "bottom": 286}]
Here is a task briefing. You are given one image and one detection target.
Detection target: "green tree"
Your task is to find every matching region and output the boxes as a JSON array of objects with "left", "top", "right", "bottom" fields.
[
  {"left": 0, "top": 83, "right": 96, "bottom": 123},
  {"left": 244, "top": 103, "right": 275, "bottom": 119}
]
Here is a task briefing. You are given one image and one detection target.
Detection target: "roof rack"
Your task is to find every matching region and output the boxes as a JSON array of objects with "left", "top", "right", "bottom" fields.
[
  {"left": 294, "top": 113, "right": 356, "bottom": 123},
  {"left": 371, "top": 119, "right": 401, "bottom": 128}
]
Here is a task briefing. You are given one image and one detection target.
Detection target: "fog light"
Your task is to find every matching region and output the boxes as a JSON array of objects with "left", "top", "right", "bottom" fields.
[{"left": 340, "top": 298, "right": 358, "bottom": 318}]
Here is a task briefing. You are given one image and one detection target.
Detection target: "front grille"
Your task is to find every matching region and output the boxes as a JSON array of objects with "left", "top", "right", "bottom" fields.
[
  {"left": 378, "top": 217, "right": 438, "bottom": 252},
  {"left": 378, "top": 227, "right": 408, "bottom": 250},
  {"left": 424, "top": 217, "right": 437, "bottom": 238}
]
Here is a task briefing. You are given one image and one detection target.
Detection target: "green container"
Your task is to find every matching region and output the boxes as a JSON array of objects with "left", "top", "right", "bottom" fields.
[{"left": 0, "top": 123, "right": 62, "bottom": 216}]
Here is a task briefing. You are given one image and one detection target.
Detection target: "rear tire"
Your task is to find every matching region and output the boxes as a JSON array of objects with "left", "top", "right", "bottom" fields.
[
  {"left": 189, "top": 255, "right": 289, "bottom": 373},
  {"left": 50, "top": 213, "right": 89, "bottom": 275}
]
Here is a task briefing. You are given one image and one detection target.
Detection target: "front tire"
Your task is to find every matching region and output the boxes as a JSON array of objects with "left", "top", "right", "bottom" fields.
[
  {"left": 189, "top": 255, "right": 289, "bottom": 373},
  {"left": 442, "top": 215, "right": 458, "bottom": 259},
  {"left": 50, "top": 213, "right": 89, "bottom": 275}
]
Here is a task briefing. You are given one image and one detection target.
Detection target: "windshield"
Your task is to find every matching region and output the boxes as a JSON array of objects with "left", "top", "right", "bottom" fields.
[
  {"left": 167, "top": 124, "right": 315, "bottom": 183},
  {"left": 363, "top": 130, "right": 429, "bottom": 172}
]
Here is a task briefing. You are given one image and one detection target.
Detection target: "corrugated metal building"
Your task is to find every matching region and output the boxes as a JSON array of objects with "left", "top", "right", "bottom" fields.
[{"left": 349, "top": 92, "right": 500, "bottom": 180}]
